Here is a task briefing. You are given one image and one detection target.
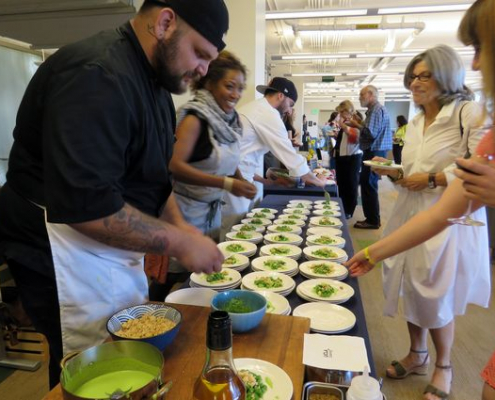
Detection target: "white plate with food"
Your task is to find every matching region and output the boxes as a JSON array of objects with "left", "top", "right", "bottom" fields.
[
  {"left": 282, "top": 207, "right": 311, "bottom": 215},
  {"left": 256, "top": 291, "right": 291, "bottom": 315},
  {"left": 305, "top": 234, "right": 346, "bottom": 248},
  {"left": 242, "top": 271, "right": 296, "bottom": 295},
  {"left": 309, "top": 216, "right": 343, "bottom": 228},
  {"left": 277, "top": 213, "right": 308, "bottom": 222},
  {"left": 307, "top": 226, "right": 342, "bottom": 237},
  {"left": 165, "top": 288, "right": 217, "bottom": 307},
  {"left": 231, "top": 224, "right": 266, "bottom": 233},
  {"left": 363, "top": 160, "right": 403, "bottom": 170},
  {"left": 313, "top": 200, "right": 340, "bottom": 207},
  {"left": 266, "top": 224, "right": 303, "bottom": 235},
  {"left": 251, "top": 207, "right": 279, "bottom": 215},
  {"left": 292, "top": 302, "right": 356, "bottom": 333},
  {"left": 190, "top": 268, "right": 242, "bottom": 289},
  {"left": 312, "top": 209, "right": 342, "bottom": 217},
  {"left": 226, "top": 231, "right": 264, "bottom": 244},
  {"left": 263, "top": 233, "right": 303, "bottom": 247},
  {"left": 241, "top": 217, "right": 272, "bottom": 226},
  {"left": 218, "top": 241, "right": 258, "bottom": 257},
  {"left": 251, "top": 256, "right": 299, "bottom": 276},
  {"left": 221, "top": 253, "right": 250, "bottom": 272},
  {"left": 288, "top": 199, "right": 313, "bottom": 205},
  {"left": 286, "top": 202, "right": 313, "bottom": 210},
  {"left": 313, "top": 203, "right": 341, "bottom": 211},
  {"left": 297, "top": 278, "right": 354, "bottom": 303},
  {"left": 246, "top": 211, "right": 276, "bottom": 220},
  {"left": 260, "top": 244, "right": 302, "bottom": 260},
  {"left": 303, "top": 245, "right": 348, "bottom": 262},
  {"left": 272, "top": 218, "right": 306, "bottom": 227},
  {"left": 235, "top": 358, "right": 293, "bottom": 400},
  {"left": 298, "top": 260, "right": 348, "bottom": 280}
]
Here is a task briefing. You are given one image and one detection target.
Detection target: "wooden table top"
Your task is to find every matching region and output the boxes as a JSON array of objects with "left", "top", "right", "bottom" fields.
[{"left": 43, "top": 303, "right": 310, "bottom": 400}]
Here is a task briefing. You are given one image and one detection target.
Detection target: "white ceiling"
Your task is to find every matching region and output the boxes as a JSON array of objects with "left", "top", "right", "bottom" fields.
[{"left": 265, "top": 0, "right": 480, "bottom": 102}]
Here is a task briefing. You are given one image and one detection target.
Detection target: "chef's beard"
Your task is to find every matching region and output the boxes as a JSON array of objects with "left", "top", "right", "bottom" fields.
[{"left": 153, "top": 30, "right": 198, "bottom": 94}]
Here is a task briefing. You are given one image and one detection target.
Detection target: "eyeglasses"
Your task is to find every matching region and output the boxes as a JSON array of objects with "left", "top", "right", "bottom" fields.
[{"left": 408, "top": 72, "right": 432, "bottom": 83}]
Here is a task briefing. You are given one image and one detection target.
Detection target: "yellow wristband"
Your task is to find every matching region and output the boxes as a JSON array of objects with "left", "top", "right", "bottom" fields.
[
  {"left": 363, "top": 247, "right": 376, "bottom": 265},
  {"left": 223, "top": 177, "right": 234, "bottom": 193}
]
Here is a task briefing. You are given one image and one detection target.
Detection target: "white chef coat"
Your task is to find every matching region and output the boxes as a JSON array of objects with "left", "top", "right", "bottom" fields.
[
  {"left": 221, "top": 98, "right": 310, "bottom": 237},
  {"left": 382, "top": 100, "right": 491, "bottom": 329}
]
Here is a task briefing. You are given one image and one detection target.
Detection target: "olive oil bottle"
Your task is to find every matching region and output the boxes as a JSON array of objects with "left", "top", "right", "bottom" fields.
[{"left": 193, "top": 311, "right": 246, "bottom": 400}]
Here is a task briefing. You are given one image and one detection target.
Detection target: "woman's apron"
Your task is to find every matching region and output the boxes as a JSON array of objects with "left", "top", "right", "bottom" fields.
[{"left": 45, "top": 219, "right": 148, "bottom": 355}]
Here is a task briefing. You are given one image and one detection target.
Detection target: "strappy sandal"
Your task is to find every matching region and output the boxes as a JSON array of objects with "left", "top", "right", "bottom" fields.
[
  {"left": 423, "top": 364, "right": 452, "bottom": 400},
  {"left": 386, "top": 348, "right": 430, "bottom": 379}
]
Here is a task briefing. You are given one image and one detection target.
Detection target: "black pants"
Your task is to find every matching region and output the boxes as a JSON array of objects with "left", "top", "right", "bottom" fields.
[
  {"left": 8, "top": 260, "right": 63, "bottom": 389},
  {"left": 335, "top": 154, "right": 362, "bottom": 217},
  {"left": 393, "top": 144, "right": 403, "bottom": 165},
  {"left": 360, "top": 149, "right": 387, "bottom": 225}
]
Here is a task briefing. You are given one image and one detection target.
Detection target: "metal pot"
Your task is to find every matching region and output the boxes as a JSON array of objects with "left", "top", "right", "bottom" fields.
[{"left": 60, "top": 341, "right": 170, "bottom": 400}]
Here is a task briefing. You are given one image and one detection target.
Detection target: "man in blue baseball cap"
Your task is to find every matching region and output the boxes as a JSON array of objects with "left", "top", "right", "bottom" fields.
[{"left": 0, "top": 0, "right": 229, "bottom": 387}]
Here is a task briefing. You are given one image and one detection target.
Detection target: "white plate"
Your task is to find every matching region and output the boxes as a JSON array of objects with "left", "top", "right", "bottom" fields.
[
  {"left": 242, "top": 271, "right": 296, "bottom": 294},
  {"left": 286, "top": 203, "right": 313, "bottom": 209},
  {"left": 282, "top": 208, "right": 310, "bottom": 215},
  {"left": 307, "top": 227, "right": 342, "bottom": 237},
  {"left": 313, "top": 200, "right": 340, "bottom": 206},
  {"left": 246, "top": 211, "right": 276, "bottom": 220},
  {"left": 263, "top": 233, "right": 303, "bottom": 246},
  {"left": 306, "top": 234, "right": 346, "bottom": 248},
  {"left": 309, "top": 216, "right": 343, "bottom": 228},
  {"left": 303, "top": 245, "right": 348, "bottom": 262},
  {"left": 298, "top": 278, "right": 355, "bottom": 303},
  {"left": 165, "top": 288, "right": 217, "bottom": 307},
  {"left": 241, "top": 217, "right": 272, "bottom": 226},
  {"left": 299, "top": 260, "right": 348, "bottom": 280},
  {"left": 251, "top": 256, "right": 299, "bottom": 275},
  {"left": 190, "top": 268, "right": 242, "bottom": 288},
  {"left": 277, "top": 213, "right": 308, "bottom": 221},
  {"left": 288, "top": 199, "right": 313, "bottom": 205},
  {"left": 235, "top": 358, "right": 293, "bottom": 400},
  {"left": 363, "top": 160, "right": 403, "bottom": 170},
  {"left": 266, "top": 224, "right": 303, "bottom": 235},
  {"left": 251, "top": 207, "right": 279, "bottom": 215},
  {"left": 312, "top": 209, "right": 342, "bottom": 217},
  {"left": 273, "top": 218, "right": 306, "bottom": 226},
  {"left": 218, "top": 241, "right": 258, "bottom": 257},
  {"left": 226, "top": 231, "right": 264, "bottom": 244},
  {"left": 313, "top": 204, "right": 341, "bottom": 211},
  {"left": 231, "top": 224, "right": 266, "bottom": 233},
  {"left": 221, "top": 253, "right": 250, "bottom": 271},
  {"left": 292, "top": 302, "right": 356, "bottom": 333},
  {"left": 256, "top": 291, "right": 291, "bottom": 315},
  {"left": 260, "top": 244, "right": 302, "bottom": 260}
]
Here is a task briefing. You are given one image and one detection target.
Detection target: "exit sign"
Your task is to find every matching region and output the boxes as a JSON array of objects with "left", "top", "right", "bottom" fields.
[{"left": 322, "top": 76, "right": 335, "bottom": 83}]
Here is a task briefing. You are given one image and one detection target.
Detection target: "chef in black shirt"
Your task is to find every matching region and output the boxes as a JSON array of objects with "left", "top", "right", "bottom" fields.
[{"left": 0, "top": 0, "right": 228, "bottom": 388}]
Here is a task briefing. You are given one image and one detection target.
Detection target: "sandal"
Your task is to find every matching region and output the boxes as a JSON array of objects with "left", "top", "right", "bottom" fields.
[
  {"left": 423, "top": 364, "right": 452, "bottom": 400},
  {"left": 386, "top": 348, "right": 430, "bottom": 379}
]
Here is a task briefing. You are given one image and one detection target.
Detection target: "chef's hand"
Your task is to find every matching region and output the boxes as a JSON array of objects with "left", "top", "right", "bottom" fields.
[
  {"left": 171, "top": 233, "right": 224, "bottom": 274},
  {"left": 344, "top": 250, "right": 376, "bottom": 277},
  {"left": 455, "top": 156, "right": 495, "bottom": 207},
  {"left": 301, "top": 172, "right": 326, "bottom": 187},
  {"left": 369, "top": 156, "right": 392, "bottom": 176},
  {"left": 399, "top": 172, "right": 429, "bottom": 192},
  {"left": 231, "top": 179, "right": 257, "bottom": 199}
]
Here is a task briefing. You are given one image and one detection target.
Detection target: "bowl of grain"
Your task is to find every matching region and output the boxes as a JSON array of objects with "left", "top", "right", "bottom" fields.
[{"left": 107, "top": 303, "right": 181, "bottom": 351}]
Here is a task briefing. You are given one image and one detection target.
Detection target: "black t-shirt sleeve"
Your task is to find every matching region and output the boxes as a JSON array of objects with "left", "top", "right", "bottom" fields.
[
  {"left": 186, "top": 110, "right": 213, "bottom": 163},
  {"left": 43, "top": 65, "right": 130, "bottom": 223}
]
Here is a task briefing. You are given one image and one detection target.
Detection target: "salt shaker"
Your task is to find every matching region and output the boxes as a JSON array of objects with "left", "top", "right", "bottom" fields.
[{"left": 346, "top": 366, "right": 383, "bottom": 400}]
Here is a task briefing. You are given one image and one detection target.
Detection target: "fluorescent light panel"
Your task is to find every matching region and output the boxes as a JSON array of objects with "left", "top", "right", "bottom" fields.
[
  {"left": 265, "top": 9, "right": 368, "bottom": 20},
  {"left": 276, "top": 54, "right": 349, "bottom": 60},
  {"left": 291, "top": 73, "right": 343, "bottom": 77},
  {"left": 378, "top": 4, "right": 471, "bottom": 14}
]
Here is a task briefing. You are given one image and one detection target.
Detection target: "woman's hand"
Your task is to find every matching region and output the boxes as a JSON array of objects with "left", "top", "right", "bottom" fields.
[
  {"left": 344, "top": 250, "right": 376, "bottom": 277},
  {"left": 399, "top": 172, "right": 429, "bottom": 191},
  {"left": 231, "top": 179, "right": 257, "bottom": 199},
  {"left": 455, "top": 156, "right": 495, "bottom": 207}
]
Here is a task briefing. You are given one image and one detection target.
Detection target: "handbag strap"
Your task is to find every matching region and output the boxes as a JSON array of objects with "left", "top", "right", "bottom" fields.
[{"left": 459, "top": 101, "right": 469, "bottom": 138}]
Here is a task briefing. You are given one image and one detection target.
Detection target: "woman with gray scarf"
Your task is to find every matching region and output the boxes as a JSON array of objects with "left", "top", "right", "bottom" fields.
[{"left": 170, "top": 51, "right": 257, "bottom": 243}]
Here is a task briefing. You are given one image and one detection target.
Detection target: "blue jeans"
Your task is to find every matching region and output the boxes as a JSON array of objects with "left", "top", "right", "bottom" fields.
[{"left": 360, "top": 149, "right": 387, "bottom": 225}]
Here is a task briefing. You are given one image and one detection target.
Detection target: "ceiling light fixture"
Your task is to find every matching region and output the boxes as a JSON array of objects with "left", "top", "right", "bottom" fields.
[
  {"left": 265, "top": 9, "right": 368, "bottom": 20},
  {"left": 377, "top": 4, "right": 471, "bottom": 15},
  {"left": 273, "top": 54, "right": 350, "bottom": 60},
  {"left": 289, "top": 73, "right": 343, "bottom": 77}
]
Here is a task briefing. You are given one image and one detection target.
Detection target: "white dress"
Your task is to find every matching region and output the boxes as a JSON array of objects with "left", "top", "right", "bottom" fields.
[{"left": 382, "top": 100, "right": 491, "bottom": 329}]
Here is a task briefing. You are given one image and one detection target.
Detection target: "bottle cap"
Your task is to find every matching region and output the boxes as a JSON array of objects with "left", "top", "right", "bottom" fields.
[
  {"left": 207, "top": 311, "right": 232, "bottom": 351},
  {"left": 347, "top": 366, "right": 382, "bottom": 400}
]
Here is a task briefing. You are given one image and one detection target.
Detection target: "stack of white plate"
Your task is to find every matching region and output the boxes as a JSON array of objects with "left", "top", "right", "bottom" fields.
[
  {"left": 314, "top": 200, "right": 340, "bottom": 207},
  {"left": 218, "top": 241, "right": 258, "bottom": 257},
  {"left": 286, "top": 202, "right": 312, "bottom": 210},
  {"left": 277, "top": 213, "right": 308, "bottom": 222},
  {"left": 272, "top": 218, "right": 305, "bottom": 226},
  {"left": 298, "top": 260, "right": 348, "bottom": 281},
  {"left": 225, "top": 231, "right": 264, "bottom": 244},
  {"left": 267, "top": 224, "right": 303, "bottom": 235},
  {"left": 256, "top": 290, "right": 291, "bottom": 315},
  {"left": 242, "top": 271, "right": 296, "bottom": 297},
  {"left": 282, "top": 207, "right": 310, "bottom": 215},
  {"left": 190, "top": 268, "right": 242, "bottom": 292},
  {"left": 221, "top": 253, "right": 250, "bottom": 272},
  {"left": 303, "top": 245, "right": 348, "bottom": 262},
  {"left": 296, "top": 278, "right": 354, "bottom": 304},
  {"left": 307, "top": 226, "right": 342, "bottom": 237},
  {"left": 246, "top": 211, "right": 276, "bottom": 220},
  {"left": 309, "top": 216, "right": 343, "bottom": 228},
  {"left": 251, "top": 256, "right": 299, "bottom": 277},
  {"left": 241, "top": 217, "right": 272, "bottom": 226},
  {"left": 292, "top": 302, "right": 356, "bottom": 333},
  {"left": 288, "top": 199, "right": 313, "bottom": 206},
  {"left": 231, "top": 224, "right": 265, "bottom": 233},
  {"left": 312, "top": 209, "right": 342, "bottom": 217},
  {"left": 263, "top": 233, "right": 303, "bottom": 247},
  {"left": 313, "top": 203, "right": 340, "bottom": 211},
  {"left": 165, "top": 287, "right": 217, "bottom": 307},
  {"left": 260, "top": 244, "right": 302, "bottom": 260},
  {"left": 305, "top": 234, "right": 346, "bottom": 248},
  {"left": 251, "top": 207, "right": 278, "bottom": 215}
]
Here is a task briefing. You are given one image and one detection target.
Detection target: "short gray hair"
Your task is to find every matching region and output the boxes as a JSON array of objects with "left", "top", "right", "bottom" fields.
[{"left": 403, "top": 44, "right": 473, "bottom": 107}]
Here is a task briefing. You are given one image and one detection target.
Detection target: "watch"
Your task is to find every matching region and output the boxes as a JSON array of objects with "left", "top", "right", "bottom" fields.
[{"left": 428, "top": 173, "right": 437, "bottom": 189}]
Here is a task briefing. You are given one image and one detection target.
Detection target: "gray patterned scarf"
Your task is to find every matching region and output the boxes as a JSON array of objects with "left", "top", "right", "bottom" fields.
[{"left": 176, "top": 89, "right": 242, "bottom": 144}]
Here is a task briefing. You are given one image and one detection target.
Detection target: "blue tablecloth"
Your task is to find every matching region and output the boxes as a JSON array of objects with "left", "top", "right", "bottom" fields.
[{"left": 263, "top": 183, "right": 339, "bottom": 197}]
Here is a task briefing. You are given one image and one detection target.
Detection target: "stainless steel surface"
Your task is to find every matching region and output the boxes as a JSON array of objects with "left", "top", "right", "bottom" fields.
[{"left": 303, "top": 381, "right": 387, "bottom": 400}]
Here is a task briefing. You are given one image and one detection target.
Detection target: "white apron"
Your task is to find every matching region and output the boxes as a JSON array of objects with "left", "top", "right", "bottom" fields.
[{"left": 45, "top": 220, "right": 148, "bottom": 355}]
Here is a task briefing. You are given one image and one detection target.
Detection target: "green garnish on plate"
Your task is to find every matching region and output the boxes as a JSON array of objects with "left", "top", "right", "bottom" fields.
[
  {"left": 254, "top": 276, "right": 283, "bottom": 288},
  {"left": 235, "top": 232, "right": 253, "bottom": 239},
  {"left": 270, "top": 247, "right": 290, "bottom": 255},
  {"left": 318, "top": 217, "right": 335, "bottom": 226},
  {"left": 226, "top": 243, "right": 245, "bottom": 253},
  {"left": 314, "top": 235, "right": 336, "bottom": 245},
  {"left": 263, "top": 259, "right": 286, "bottom": 270},
  {"left": 240, "top": 225, "right": 256, "bottom": 231},
  {"left": 273, "top": 234, "right": 289, "bottom": 242},
  {"left": 312, "top": 248, "right": 338, "bottom": 258},
  {"left": 275, "top": 225, "right": 292, "bottom": 232},
  {"left": 222, "top": 256, "right": 238, "bottom": 265},
  {"left": 250, "top": 218, "right": 263, "bottom": 225},
  {"left": 206, "top": 271, "right": 232, "bottom": 283},
  {"left": 310, "top": 263, "right": 334, "bottom": 275},
  {"left": 313, "top": 283, "right": 337, "bottom": 297}
]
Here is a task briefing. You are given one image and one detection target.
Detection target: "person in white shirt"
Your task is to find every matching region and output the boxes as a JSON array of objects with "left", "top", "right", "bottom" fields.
[{"left": 221, "top": 77, "right": 325, "bottom": 236}]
